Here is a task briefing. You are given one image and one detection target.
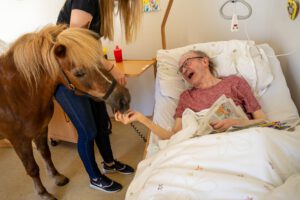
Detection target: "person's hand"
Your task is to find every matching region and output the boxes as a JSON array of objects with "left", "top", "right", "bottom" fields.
[
  {"left": 114, "top": 110, "right": 142, "bottom": 125},
  {"left": 210, "top": 119, "right": 240, "bottom": 132},
  {"left": 110, "top": 65, "right": 127, "bottom": 86}
]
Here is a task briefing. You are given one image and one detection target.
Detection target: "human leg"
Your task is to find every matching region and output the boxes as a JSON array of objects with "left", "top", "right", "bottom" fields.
[
  {"left": 90, "top": 101, "right": 114, "bottom": 164},
  {"left": 54, "top": 85, "right": 122, "bottom": 192},
  {"left": 90, "top": 100, "right": 134, "bottom": 174},
  {"left": 55, "top": 85, "right": 101, "bottom": 178}
]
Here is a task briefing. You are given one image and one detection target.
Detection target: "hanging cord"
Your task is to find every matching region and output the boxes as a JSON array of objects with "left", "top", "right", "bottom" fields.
[
  {"left": 243, "top": 22, "right": 298, "bottom": 58},
  {"left": 267, "top": 49, "right": 298, "bottom": 58},
  {"left": 130, "top": 122, "right": 147, "bottom": 143}
]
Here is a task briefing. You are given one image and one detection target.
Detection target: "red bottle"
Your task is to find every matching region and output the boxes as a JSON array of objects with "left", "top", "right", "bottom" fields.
[{"left": 113, "top": 45, "right": 123, "bottom": 62}]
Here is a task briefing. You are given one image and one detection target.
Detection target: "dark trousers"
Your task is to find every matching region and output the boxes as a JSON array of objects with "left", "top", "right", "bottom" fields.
[{"left": 55, "top": 85, "right": 114, "bottom": 179}]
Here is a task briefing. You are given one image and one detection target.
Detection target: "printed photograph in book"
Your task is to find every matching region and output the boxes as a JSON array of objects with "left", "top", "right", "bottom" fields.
[{"left": 196, "top": 95, "right": 248, "bottom": 136}]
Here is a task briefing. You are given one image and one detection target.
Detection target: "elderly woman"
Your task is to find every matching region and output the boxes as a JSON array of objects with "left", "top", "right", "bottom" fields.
[{"left": 115, "top": 50, "right": 267, "bottom": 139}]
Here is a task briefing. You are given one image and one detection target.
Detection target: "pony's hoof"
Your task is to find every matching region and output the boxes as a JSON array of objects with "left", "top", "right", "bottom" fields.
[{"left": 55, "top": 175, "right": 69, "bottom": 186}]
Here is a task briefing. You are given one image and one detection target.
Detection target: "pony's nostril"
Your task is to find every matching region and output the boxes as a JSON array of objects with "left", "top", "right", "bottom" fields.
[
  {"left": 120, "top": 97, "right": 127, "bottom": 106},
  {"left": 119, "top": 97, "right": 129, "bottom": 111}
]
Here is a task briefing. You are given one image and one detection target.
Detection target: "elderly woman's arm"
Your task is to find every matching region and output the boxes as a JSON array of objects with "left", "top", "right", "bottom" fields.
[
  {"left": 115, "top": 111, "right": 182, "bottom": 140},
  {"left": 210, "top": 109, "right": 268, "bottom": 132}
]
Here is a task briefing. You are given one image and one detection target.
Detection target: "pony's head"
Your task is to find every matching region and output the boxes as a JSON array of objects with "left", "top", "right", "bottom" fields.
[
  {"left": 54, "top": 27, "right": 130, "bottom": 113},
  {"left": 12, "top": 25, "right": 130, "bottom": 113}
]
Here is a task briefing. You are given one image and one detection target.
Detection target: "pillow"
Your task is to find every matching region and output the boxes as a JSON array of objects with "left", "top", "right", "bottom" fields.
[{"left": 157, "top": 40, "right": 273, "bottom": 99}]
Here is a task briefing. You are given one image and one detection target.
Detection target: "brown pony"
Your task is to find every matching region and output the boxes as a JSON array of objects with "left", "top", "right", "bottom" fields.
[{"left": 0, "top": 25, "right": 130, "bottom": 200}]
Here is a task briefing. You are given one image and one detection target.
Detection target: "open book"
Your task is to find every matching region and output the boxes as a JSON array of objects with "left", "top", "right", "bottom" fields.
[
  {"left": 194, "top": 95, "right": 300, "bottom": 136},
  {"left": 195, "top": 95, "right": 248, "bottom": 136}
]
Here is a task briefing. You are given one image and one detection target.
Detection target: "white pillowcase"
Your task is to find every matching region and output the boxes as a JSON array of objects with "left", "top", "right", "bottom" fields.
[
  {"left": 157, "top": 40, "right": 273, "bottom": 99},
  {"left": 0, "top": 39, "right": 8, "bottom": 55}
]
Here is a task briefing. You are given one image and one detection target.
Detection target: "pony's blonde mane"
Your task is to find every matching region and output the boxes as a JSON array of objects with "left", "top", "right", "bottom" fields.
[
  {"left": 11, "top": 25, "right": 103, "bottom": 88},
  {"left": 55, "top": 27, "right": 103, "bottom": 73}
]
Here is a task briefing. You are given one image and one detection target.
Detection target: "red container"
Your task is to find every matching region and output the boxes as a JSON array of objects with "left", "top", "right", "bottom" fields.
[{"left": 113, "top": 45, "right": 123, "bottom": 62}]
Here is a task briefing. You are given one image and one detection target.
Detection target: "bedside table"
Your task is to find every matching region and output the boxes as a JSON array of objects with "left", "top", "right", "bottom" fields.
[
  {"left": 47, "top": 59, "right": 156, "bottom": 144},
  {"left": 113, "top": 59, "right": 156, "bottom": 77}
]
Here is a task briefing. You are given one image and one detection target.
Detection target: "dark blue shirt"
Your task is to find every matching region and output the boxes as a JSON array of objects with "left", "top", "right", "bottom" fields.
[{"left": 57, "top": 0, "right": 101, "bottom": 34}]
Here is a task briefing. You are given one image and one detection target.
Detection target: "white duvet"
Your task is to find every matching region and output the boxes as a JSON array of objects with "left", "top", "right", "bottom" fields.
[{"left": 126, "top": 111, "right": 300, "bottom": 200}]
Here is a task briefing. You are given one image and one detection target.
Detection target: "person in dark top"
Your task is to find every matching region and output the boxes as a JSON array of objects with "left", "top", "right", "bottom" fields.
[{"left": 55, "top": 0, "right": 142, "bottom": 193}]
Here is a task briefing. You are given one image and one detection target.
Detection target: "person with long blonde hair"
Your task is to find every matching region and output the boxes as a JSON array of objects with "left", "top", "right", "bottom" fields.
[{"left": 55, "top": 0, "right": 142, "bottom": 193}]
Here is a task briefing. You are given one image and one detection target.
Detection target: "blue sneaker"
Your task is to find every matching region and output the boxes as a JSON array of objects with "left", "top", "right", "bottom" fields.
[
  {"left": 90, "top": 175, "right": 122, "bottom": 193},
  {"left": 103, "top": 160, "right": 134, "bottom": 175}
]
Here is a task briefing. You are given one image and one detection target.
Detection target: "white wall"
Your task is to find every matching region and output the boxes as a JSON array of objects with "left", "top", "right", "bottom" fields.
[
  {"left": 1, "top": 0, "right": 299, "bottom": 115},
  {"left": 267, "top": 1, "right": 300, "bottom": 113},
  {"left": 0, "top": 0, "right": 64, "bottom": 42},
  {"left": 122, "top": 0, "right": 300, "bottom": 114}
]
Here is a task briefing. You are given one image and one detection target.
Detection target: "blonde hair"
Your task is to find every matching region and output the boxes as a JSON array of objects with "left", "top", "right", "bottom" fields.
[
  {"left": 11, "top": 25, "right": 66, "bottom": 88},
  {"left": 99, "top": 0, "right": 142, "bottom": 43},
  {"left": 11, "top": 25, "right": 102, "bottom": 89}
]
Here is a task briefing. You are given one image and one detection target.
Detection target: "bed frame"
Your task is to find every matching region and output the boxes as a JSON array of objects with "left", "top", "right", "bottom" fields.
[{"left": 142, "top": 0, "right": 174, "bottom": 158}]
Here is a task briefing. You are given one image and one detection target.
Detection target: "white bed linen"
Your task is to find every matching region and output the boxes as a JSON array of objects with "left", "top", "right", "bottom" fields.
[
  {"left": 126, "top": 111, "right": 300, "bottom": 200},
  {"left": 126, "top": 42, "right": 300, "bottom": 200},
  {"left": 0, "top": 39, "right": 8, "bottom": 54},
  {"left": 147, "top": 43, "right": 299, "bottom": 157}
]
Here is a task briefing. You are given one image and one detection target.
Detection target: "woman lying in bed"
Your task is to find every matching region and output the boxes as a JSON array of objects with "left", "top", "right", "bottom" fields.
[{"left": 115, "top": 50, "right": 267, "bottom": 139}]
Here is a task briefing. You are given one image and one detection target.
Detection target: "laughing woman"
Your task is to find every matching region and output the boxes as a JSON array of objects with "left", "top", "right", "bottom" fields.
[{"left": 115, "top": 50, "right": 267, "bottom": 140}]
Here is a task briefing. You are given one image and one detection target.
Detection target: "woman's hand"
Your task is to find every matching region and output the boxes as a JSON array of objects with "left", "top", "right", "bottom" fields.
[
  {"left": 110, "top": 65, "right": 127, "bottom": 86},
  {"left": 210, "top": 119, "right": 240, "bottom": 132},
  {"left": 114, "top": 110, "right": 142, "bottom": 125}
]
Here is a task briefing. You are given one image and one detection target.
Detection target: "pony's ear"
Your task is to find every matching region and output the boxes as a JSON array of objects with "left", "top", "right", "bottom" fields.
[{"left": 54, "top": 44, "right": 66, "bottom": 58}]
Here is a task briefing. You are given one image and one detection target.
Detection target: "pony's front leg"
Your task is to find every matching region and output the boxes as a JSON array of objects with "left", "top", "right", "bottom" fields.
[
  {"left": 10, "top": 137, "right": 56, "bottom": 200},
  {"left": 34, "top": 130, "right": 69, "bottom": 186}
]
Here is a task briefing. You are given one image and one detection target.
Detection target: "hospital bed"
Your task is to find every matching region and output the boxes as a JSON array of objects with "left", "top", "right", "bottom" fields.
[{"left": 125, "top": 40, "right": 300, "bottom": 200}]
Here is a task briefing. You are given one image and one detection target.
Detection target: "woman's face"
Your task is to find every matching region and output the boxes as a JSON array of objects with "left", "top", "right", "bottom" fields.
[{"left": 178, "top": 52, "right": 208, "bottom": 86}]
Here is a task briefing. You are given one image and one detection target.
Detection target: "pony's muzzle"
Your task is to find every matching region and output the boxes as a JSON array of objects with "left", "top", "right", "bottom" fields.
[{"left": 106, "top": 86, "right": 131, "bottom": 114}]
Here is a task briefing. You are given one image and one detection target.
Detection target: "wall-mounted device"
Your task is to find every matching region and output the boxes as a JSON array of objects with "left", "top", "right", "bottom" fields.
[
  {"left": 220, "top": 0, "right": 252, "bottom": 32},
  {"left": 220, "top": 0, "right": 252, "bottom": 20}
]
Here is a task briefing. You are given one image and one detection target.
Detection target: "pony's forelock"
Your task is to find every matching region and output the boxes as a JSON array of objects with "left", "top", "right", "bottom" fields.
[{"left": 56, "top": 28, "right": 103, "bottom": 73}]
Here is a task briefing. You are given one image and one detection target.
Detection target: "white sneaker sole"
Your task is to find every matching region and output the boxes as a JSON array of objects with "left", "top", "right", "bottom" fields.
[
  {"left": 102, "top": 168, "right": 134, "bottom": 175},
  {"left": 89, "top": 183, "right": 121, "bottom": 193}
]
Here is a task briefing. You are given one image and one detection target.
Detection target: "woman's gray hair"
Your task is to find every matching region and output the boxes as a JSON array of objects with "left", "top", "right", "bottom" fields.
[{"left": 188, "top": 50, "right": 217, "bottom": 76}]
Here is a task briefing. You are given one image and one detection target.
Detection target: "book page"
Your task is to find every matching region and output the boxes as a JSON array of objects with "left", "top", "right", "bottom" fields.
[{"left": 196, "top": 95, "right": 248, "bottom": 136}]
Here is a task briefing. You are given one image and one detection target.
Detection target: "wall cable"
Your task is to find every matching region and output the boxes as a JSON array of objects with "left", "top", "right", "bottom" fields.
[
  {"left": 130, "top": 122, "right": 147, "bottom": 143},
  {"left": 243, "top": 22, "right": 298, "bottom": 58}
]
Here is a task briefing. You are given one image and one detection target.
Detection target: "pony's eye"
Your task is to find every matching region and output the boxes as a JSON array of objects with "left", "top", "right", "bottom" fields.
[{"left": 74, "top": 69, "right": 86, "bottom": 78}]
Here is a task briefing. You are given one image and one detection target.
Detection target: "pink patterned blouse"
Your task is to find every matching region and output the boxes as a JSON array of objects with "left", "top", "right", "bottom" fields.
[{"left": 175, "top": 75, "right": 261, "bottom": 119}]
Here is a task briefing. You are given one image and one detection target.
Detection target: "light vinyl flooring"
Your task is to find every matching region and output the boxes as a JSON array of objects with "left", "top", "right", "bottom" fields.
[{"left": 0, "top": 120, "right": 147, "bottom": 200}]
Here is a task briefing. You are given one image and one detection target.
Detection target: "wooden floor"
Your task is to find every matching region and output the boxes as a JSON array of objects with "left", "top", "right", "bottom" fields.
[{"left": 0, "top": 120, "right": 147, "bottom": 200}]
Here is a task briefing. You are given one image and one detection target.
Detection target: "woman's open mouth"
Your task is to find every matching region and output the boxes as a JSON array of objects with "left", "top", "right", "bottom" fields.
[{"left": 187, "top": 72, "right": 194, "bottom": 79}]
